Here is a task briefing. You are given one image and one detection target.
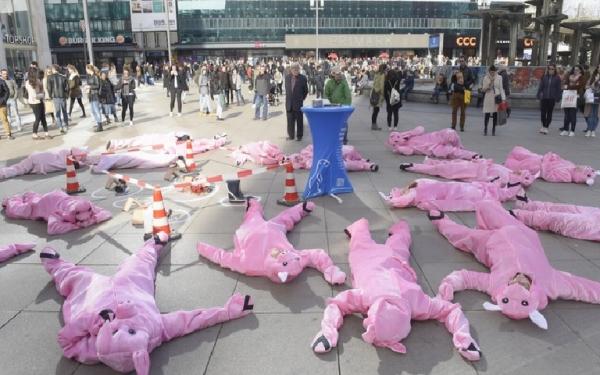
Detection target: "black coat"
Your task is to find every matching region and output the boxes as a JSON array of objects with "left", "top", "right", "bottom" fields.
[
  {"left": 537, "top": 74, "right": 562, "bottom": 102},
  {"left": 98, "top": 80, "right": 116, "bottom": 104},
  {"left": 168, "top": 73, "right": 187, "bottom": 92},
  {"left": 284, "top": 73, "right": 308, "bottom": 112}
]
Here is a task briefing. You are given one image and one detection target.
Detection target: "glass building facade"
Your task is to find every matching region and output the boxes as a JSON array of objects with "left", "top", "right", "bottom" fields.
[{"left": 1, "top": 0, "right": 38, "bottom": 72}]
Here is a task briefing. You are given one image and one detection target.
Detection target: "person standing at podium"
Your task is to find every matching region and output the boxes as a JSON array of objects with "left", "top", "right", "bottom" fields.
[
  {"left": 285, "top": 63, "right": 309, "bottom": 141},
  {"left": 324, "top": 67, "right": 352, "bottom": 144}
]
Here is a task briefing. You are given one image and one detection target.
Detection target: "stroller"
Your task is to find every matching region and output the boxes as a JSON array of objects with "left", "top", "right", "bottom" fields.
[{"left": 268, "top": 78, "right": 280, "bottom": 106}]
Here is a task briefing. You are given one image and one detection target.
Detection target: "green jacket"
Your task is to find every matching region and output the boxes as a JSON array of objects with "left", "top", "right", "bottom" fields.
[
  {"left": 324, "top": 78, "right": 352, "bottom": 105},
  {"left": 371, "top": 72, "right": 385, "bottom": 106}
]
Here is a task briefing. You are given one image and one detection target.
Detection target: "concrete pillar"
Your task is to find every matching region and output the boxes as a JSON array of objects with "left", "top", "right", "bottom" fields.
[
  {"left": 0, "top": 34, "right": 6, "bottom": 69},
  {"left": 531, "top": 3, "right": 542, "bottom": 64},
  {"left": 480, "top": 14, "right": 489, "bottom": 65},
  {"left": 591, "top": 37, "right": 600, "bottom": 67},
  {"left": 487, "top": 17, "right": 497, "bottom": 66},
  {"left": 550, "top": 22, "right": 560, "bottom": 64},
  {"left": 538, "top": 22, "right": 550, "bottom": 65},
  {"left": 29, "top": 0, "right": 51, "bottom": 67},
  {"left": 570, "top": 28, "right": 583, "bottom": 66},
  {"left": 508, "top": 20, "right": 519, "bottom": 65}
]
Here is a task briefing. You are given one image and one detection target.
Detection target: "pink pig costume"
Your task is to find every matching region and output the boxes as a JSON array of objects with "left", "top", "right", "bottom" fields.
[
  {"left": 513, "top": 198, "right": 600, "bottom": 242},
  {"left": 381, "top": 178, "right": 523, "bottom": 212},
  {"left": 0, "top": 243, "right": 35, "bottom": 263},
  {"left": 107, "top": 132, "right": 230, "bottom": 155},
  {"left": 311, "top": 218, "right": 481, "bottom": 360},
  {"left": 2, "top": 190, "right": 111, "bottom": 235},
  {"left": 0, "top": 147, "right": 89, "bottom": 180},
  {"left": 386, "top": 126, "right": 480, "bottom": 160},
  {"left": 400, "top": 157, "right": 536, "bottom": 187},
  {"left": 197, "top": 198, "right": 345, "bottom": 284},
  {"left": 39, "top": 232, "right": 254, "bottom": 375},
  {"left": 88, "top": 152, "right": 178, "bottom": 173},
  {"left": 229, "top": 141, "right": 286, "bottom": 166},
  {"left": 288, "top": 144, "right": 378, "bottom": 172},
  {"left": 430, "top": 200, "right": 600, "bottom": 329},
  {"left": 504, "top": 146, "right": 598, "bottom": 185}
]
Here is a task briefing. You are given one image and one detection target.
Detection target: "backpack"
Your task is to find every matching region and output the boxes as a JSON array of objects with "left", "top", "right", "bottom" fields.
[{"left": 389, "top": 80, "right": 400, "bottom": 106}]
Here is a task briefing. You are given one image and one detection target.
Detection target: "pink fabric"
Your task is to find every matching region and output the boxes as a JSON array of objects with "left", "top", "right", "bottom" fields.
[
  {"left": 431, "top": 200, "right": 600, "bottom": 329},
  {"left": 40, "top": 234, "right": 253, "bottom": 374},
  {"left": 504, "top": 146, "right": 596, "bottom": 185},
  {"left": 230, "top": 141, "right": 285, "bottom": 166},
  {"left": 107, "top": 133, "right": 229, "bottom": 155},
  {"left": 513, "top": 200, "right": 600, "bottom": 241},
  {"left": 0, "top": 243, "right": 35, "bottom": 263},
  {"left": 197, "top": 198, "right": 345, "bottom": 284},
  {"left": 89, "top": 152, "right": 177, "bottom": 173},
  {"left": 311, "top": 218, "right": 480, "bottom": 360},
  {"left": 2, "top": 191, "right": 112, "bottom": 235},
  {"left": 288, "top": 144, "right": 377, "bottom": 172},
  {"left": 386, "top": 126, "right": 479, "bottom": 160},
  {"left": 404, "top": 157, "right": 536, "bottom": 187},
  {"left": 382, "top": 178, "right": 523, "bottom": 211},
  {"left": 0, "top": 148, "right": 89, "bottom": 180}
]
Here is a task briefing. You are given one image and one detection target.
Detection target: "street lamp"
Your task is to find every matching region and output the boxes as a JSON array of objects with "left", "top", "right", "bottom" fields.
[
  {"left": 164, "top": 0, "right": 173, "bottom": 63},
  {"left": 310, "top": 0, "right": 324, "bottom": 61},
  {"left": 82, "top": 0, "right": 94, "bottom": 65}
]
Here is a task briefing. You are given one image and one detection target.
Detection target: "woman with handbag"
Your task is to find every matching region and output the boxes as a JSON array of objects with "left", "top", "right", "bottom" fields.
[
  {"left": 481, "top": 65, "right": 505, "bottom": 136},
  {"left": 67, "top": 65, "right": 86, "bottom": 118},
  {"left": 536, "top": 64, "right": 562, "bottom": 134},
  {"left": 583, "top": 67, "right": 600, "bottom": 138},
  {"left": 117, "top": 68, "right": 136, "bottom": 127},
  {"left": 450, "top": 71, "right": 467, "bottom": 131},
  {"left": 370, "top": 64, "right": 386, "bottom": 130},
  {"left": 41, "top": 67, "right": 55, "bottom": 127},
  {"left": 383, "top": 68, "right": 402, "bottom": 131},
  {"left": 25, "top": 67, "right": 50, "bottom": 139},
  {"left": 86, "top": 64, "right": 103, "bottom": 132},
  {"left": 561, "top": 65, "right": 586, "bottom": 136}
]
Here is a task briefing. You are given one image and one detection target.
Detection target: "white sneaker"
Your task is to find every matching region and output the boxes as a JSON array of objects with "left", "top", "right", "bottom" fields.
[
  {"left": 129, "top": 121, "right": 133, "bottom": 127},
  {"left": 539, "top": 127, "right": 545, "bottom": 134},
  {"left": 177, "top": 113, "right": 182, "bottom": 117},
  {"left": 169, "top": 112, "right": 173, "bottom": 117},
  {"left": 569, "top": 131, "right": 575, "bottom": 137},
  {"left": 592, "top": 131, "right": 596, "bottom": 137},
  {"left": 585, "top": 131, "right": 591, "bottom": 137},
  {"left": 560, "top": 130, "right": 568, "bottom": 136}
]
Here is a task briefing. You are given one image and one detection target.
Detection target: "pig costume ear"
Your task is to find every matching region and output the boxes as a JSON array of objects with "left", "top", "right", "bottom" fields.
[
  {"left": 482, "top": 302, "right": 502, "bottom": 312},
  {"left": 529, "top": 310, "right": 548, "bottom": 330},
  {"left": 132, "top": 350, "right": 150, "bottom": 375},
  {"left": 277, "top": 272, "right": 288, "bottom": 283}
]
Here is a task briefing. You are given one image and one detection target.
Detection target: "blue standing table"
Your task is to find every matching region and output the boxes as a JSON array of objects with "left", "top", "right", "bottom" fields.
[{"left": 301, "top": 105, "right": 354, "bottom": 200}]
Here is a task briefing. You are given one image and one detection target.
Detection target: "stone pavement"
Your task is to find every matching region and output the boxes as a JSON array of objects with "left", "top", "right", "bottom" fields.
[{"left": 0, "top": 84, "right": 599, "bottom": 375}]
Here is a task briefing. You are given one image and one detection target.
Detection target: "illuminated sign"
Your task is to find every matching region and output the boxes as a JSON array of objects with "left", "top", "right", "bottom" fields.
[
  {"left": 524, "top": 38, "right": 535, "bottom": 47},
  {"left": 456, "top": 37, "right": 477, "bottom": 47}
]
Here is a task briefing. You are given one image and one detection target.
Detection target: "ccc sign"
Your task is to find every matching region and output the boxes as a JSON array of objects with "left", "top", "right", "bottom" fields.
[
  {"left": 524, "top": 38, "right": 535, "bottom": 47},
  {"left": 456, "top": 37, "right": 477, "bottom": 47}
]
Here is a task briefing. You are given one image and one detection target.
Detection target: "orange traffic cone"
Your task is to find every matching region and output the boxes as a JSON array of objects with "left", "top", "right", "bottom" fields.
[
  {"left": 64, "top": 155, "right": 86, "bottom": 194},
  {"left": 144, "top": 186, "right": 181, "bottom": 242},
  {"left": 277, "top": 163, "right": 301, "bottom": 206},
  {"left": 184, "top": 140, "right": 196, "bottom": 172}
]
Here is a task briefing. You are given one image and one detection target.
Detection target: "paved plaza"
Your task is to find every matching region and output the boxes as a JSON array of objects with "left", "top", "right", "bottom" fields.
[{"left": 1, "top": 86, "right": 600, "bottom": 375}]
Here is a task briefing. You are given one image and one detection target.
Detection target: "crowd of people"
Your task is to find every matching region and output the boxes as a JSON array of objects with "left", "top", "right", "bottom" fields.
[{"left": 0, "top": 54, "right": 599, "bottom": 142}]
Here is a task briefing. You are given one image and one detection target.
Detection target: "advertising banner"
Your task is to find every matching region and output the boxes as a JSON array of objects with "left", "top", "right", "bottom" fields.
[
  {"left": 178, "top": 0, "right": 227, "bottom": 11},
  {"left": 130, "top": 0, "right": 177, "bottom": 31}
]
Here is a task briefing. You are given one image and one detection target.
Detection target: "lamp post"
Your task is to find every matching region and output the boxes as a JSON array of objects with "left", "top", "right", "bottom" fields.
[
  {"left": 164, "top": 0, "right": 173, "bottom": 63},
  {"left": 310, "top": 0, "right": 324, "bottom": 61},
  {"left": 82, "top": 0, "right": 94, "bottom": 65}
]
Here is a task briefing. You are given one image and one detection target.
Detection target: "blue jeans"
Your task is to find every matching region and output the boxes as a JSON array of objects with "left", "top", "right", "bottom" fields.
[
  {"left": 53, "top": 98, "right": 68, "bottom": 129},
  {"left": 585, "top": 103, "right": 599, "bottom": 131},
  {"left": 90, "top": 100, "right": 102, "bottom": 125},
  {"left": 254, "top": 94, "right": 268, "bottom": 119},
  {"left": 6, "top": 98, "right": 21, "bottom": 130},
  {"left": 235, "top": 89, "right": 245, "bottom": 104}
]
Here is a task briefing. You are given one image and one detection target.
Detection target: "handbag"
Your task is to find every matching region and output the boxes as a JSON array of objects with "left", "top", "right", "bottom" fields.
[
  {"left": 498, "top": 109, "right": 508, "bottom": 126},
  {"left": 389, "top": 81, "right": 400, "bottom": 106},
  {"left": 464, "top": 89, "right": 471, "bottom": 105},
  {"left": 561, "top": 90, "right": 577, "bottom": 108},
  {"left": 370, "top": 90, "right": 380, "bottom": 106},
  {"left": 584, "top": 88, "right": 595, "bottom": 104}
]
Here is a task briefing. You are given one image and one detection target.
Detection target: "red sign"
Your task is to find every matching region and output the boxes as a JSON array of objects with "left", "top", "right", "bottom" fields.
[{"left": 254, "top": 41, "right": 264, "bottom": 48}]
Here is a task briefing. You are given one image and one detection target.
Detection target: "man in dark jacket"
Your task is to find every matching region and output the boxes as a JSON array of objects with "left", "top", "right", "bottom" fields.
[
  {"left": 536, "top": 64, "right": 563, "bottom": 134},
  {"left": 48, "top": 64, "right": 69, "bottom": 133},
  {"left": 0, "top": 72, "right": 14, "bottom": 139},
  {"left": 284, "top": 63, "right": 309, "bottom": 141},
  {"left": 254, "top": 65, "right": 271, "bottom": 120},
  {"left": 458, "top": 56, "right": 474, "bottom": 90}
]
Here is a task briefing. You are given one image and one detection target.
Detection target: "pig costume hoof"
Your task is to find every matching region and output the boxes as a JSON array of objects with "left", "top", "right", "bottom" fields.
[
  {"left": 242, "top": 295, "right": 254, "bottom": 311},
  {"left": 399, "top": 163, "right": 413, "bottom": 171},
  {"left": 312, "top": 334, "right": 332, "bottom": 353},
  {"left": 40, "top": 249, "right": 60, "bottom": 259},
  {"left": 370, "top": 164, "right": 379, "bottom": 172},
  {"left": 428, "top": 211, "right": 445, "bottom": 221}
]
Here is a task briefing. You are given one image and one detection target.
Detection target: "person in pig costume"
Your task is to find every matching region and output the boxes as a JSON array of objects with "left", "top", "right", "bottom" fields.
[
  {"left": 0, "top": 243, "right": 35, "bottom": 263},
  {"left": 310, "top": 218, "right": 481, "bottom": 360},
  {"left": 2, "top": 190, "right": 111, "bottom": 235},
  {"left": 512, "top": 197, "right": 600, "bottom": 242},
  {"left": 39, "top": 232, "right": 254, "bottom": 375},
  {"left": 229, "top": 141, "right": 286, "bottom": 166},
  {"left": 386, "top": 126, "right": 480, "bottom": 160},
  {"left": 197, "top": 197, "right": 345, "bottom": 284},
  {"left": 88, "top": 152, "right": 178, "bottom": 173},
  {"left": 0, "top": 147, "right": 89, "bottom": 180},
  {"left": 399, "top": 157, "right": 536, "bottom": 187},
  {"left": 106, "top": 132, "right": 230, "bottom": 155},
  {"left": 287, "top": 144, "right": 378, "bottom": 172},
  {"left": 430, "top": 200, "right": 600, "bottom": 329},
  {"left": 380, "top": 178, "right": 523, "bottom": 212},
  {"left": 504, "top": 146, "right": 598, "bottom": 185}
]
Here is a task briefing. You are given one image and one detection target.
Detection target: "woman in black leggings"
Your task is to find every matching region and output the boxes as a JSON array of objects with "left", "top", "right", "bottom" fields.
[
  {"left": 383, "top": 68, "right": 403, "bottom": 130},
  {"left": 168, "top": 64, "right": 186, "bottom": 116},
  {"left": 66, "top": 65, "right": 86, "bottom": 118},
  {"left": 25, "top": 67, "right": 50, "bottom": 139},
  {"left": 117, "top": 68, "right": 136, "bottom": 126}
]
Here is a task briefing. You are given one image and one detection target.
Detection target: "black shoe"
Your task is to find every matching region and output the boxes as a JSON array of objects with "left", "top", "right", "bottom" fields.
[
  {"left": 226, "top": 179, "right": 246, "bottom": 203},
  {"left": 286, "top": 136, "right": 294, "bottom": 141},
  {"left": 296, "top": 137, "right": 302, "bottom": 142}
]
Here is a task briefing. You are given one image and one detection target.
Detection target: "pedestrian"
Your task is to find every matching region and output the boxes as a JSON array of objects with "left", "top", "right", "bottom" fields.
[
  {"left": 284, "top": 62, "right": 308, "bottom": 141},
  {"left": 383, "top": 67, "right": 402, "bottom": 131},
  {"left": 86, "top": 64, "right": 103, "bottom": 132},
  {"left": 536, "top": 64, "right": 562, "bottom": 134},
  {"left": 168, "top": 64, "right": 185, "bottom": 117},
  {"left": 220, "top": 65, "right": 231, "bottom": 106},
  {"left": 232, "top": 67, "right": 245, "bottom": 105},
  {"left": 450, "top": 71, "right": 468, "bottom": 131},
  {"left": 41, "top": 67, "right": 56, "bottom": 127},
  {"left": 253, "top": 65, "right": 271, "bottom": 121},
  {"left": 162, "top": 64, "right": 170, "bottom": 97},
  {"left": 315, "top": 65, "right": 325, "bottom": 99},
  {"left": 25, "top": 67, "right": 50, "bottom": 139},
  {"left": 99, "top": 70, "right": 118, "bottom": 125},
  {"left": 274, "top": 69, "right": 283, "bottom": 95},
  {"left": 481, "top": 65, "right": 505, "bottom": 136},
  {"left": 0, "top": 70, "right": 15, "bottom": 140},
  {"left": 210, "top": 66, "right": 225, "bottom": 121},
  {"left": 1, "top": 69, "right": 21, "bottom": 132},
  {"left": 430, "top": 73, "right": 448, "bottom": 104},
  {"left": 324, "top": 67, "right": 352, "bottom": 143},
  {"left": 117, "top": 68, "right": 136, "bottom": 127},
  {"left": 67, "top": 65, "right": 86, "bottom": 118},
  {"left": 197, "top": 66, "right": 212, "bottom": 114},
  {"left": 498, "top": 64, "right": 511, "bottom": 117},
  {"left": 135, "top": 65, "right": 144, "bottom": 88},
  {"left": 560, "top": 65, "right": 586, "bottom": 136},
  {"left": 370, "top": 64, "right": 386, "bottom": 130},
  {"left": 584, "top": 66, "right": 600, "bottom": 138},
  {"left": 108, "top": 64, "right": 120, "bottom": 106},
  {"left": 47, "top": 64, "right": 69, "bottom": 134}
]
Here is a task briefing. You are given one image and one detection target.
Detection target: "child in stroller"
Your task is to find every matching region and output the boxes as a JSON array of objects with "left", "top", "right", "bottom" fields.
[{"left": 268, "top": 78, "right": 280, "bottom": 106}]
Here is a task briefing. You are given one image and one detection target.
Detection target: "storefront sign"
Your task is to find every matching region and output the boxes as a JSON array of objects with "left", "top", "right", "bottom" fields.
[
  {"left": 456, "top": 37, "right": 477, "bottom": 47},
  {"left": 428, "top": 35, "right": 440, "bottom": 49},
  {"left": 58, "top": 35, "right": 125, "bottom": 46},
  {"left": 3, "top": 34, "right": 35, "bottom": 45},
  {"left": 524, "top": 38, "right": 535, "bottom": 47}
]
